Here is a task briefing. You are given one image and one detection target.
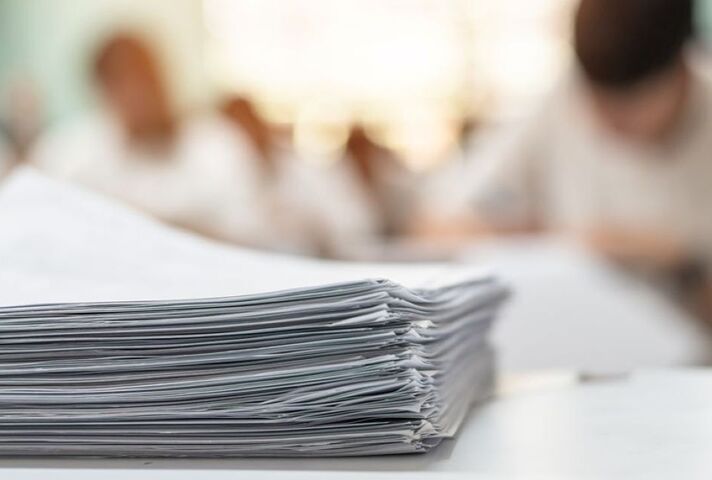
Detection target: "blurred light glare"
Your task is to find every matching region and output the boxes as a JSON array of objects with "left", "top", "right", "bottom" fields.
[
  {"left": 470, "top": 0, "right": 576, "bottom": 120},
  {"left": 203, "top": 0, "right": 471, "bottom": 167},
  {"left": 204, "top": 0, "right": 576, "bottom": 163},
  {"left": 293, "top": 102, "right": 351, "bottom": 162},
  {"left": 204, "top": 0, "right": 468, "bottom": 105},
  {"left": 385, "top": 107, "right": 460, "bottom": 173}
]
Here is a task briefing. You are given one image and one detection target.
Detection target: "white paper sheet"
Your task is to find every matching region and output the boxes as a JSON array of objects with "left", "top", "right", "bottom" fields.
[{"left": 0, "top": 168, "right": 488, "bottom": 305}]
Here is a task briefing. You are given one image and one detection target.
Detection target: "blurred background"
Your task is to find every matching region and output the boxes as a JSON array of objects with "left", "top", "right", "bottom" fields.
[
  {"left": 0, "top": 0, "right": 568, "bottom": 255},
  {"left": 3, "top": 0, "right": 712, "bottom": 369},
  {"left": 0, "top": 0, "right": 578, "bottom": 150}
]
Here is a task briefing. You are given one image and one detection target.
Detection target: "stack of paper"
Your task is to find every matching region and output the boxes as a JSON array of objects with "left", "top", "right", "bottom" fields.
[{"left": 0, "top": 169, "right": 508, "bottom": 457}]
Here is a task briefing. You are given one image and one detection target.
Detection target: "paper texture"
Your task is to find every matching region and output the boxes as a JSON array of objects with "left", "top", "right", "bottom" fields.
[{"left": 0, "top": 169, "right": 508, "bottom": 457}]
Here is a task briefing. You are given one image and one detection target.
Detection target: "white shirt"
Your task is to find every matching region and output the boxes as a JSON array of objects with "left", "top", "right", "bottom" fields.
[
  {"left": 31, "top": 112, "right": 274, "bottom": 247},
  {"left": 440, "top": 70, "right": 712, "bottom": 262},
  {"left": 266, "top": 148, "right": 383, "bottom": 256}
]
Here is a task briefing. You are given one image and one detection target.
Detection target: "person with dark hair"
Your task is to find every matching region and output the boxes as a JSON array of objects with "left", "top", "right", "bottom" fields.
[
  {"left": 31, "top": 33, "right": 275, "bottom": 247},
  {"left": 574, "top": 0, "right": 695, "bottom": 142},
  {"left": 423, "top": 0, "right": 712, "bottom": 318}
]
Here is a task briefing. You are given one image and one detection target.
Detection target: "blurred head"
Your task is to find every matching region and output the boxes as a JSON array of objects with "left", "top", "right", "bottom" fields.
[
  {"left": 344, "top": 126, "right": 378, "bottom": 184},
  {"left": 222, "top": 97, "right": 272, "bottom": 160},
  {"left": 345, "top": 126, "right": 373, "bottom": 162},
  {"left": 574, "top": 0, "right": 694, "bottom": 143},
  {"left": 93, "top": 34, "right": 173, "bottom": 140}
]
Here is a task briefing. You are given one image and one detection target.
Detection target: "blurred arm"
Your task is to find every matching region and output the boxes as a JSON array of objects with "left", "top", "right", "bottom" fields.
[
  {"left": 411, "top": 120, "right": 547, "bottom": 244},
  {"left": 582, "top": 227, "right": 712, "bottom": 321}
]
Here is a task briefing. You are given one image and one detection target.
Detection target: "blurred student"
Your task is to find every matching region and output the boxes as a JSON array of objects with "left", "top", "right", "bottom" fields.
[
  {"left": 31, "top": 34, "right": 272, "bottom": 246},
  {"left": 342, "top": 126, "right": 421, "bottom": 237},
  {"left": 424, "top": 0, "right": 712, "bottom": 311},
  {"left": 222, "top": 98, "right": 383, "bottom": 257}
]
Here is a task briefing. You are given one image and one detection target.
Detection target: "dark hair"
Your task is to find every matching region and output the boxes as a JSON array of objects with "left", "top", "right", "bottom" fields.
[
  {"left": 574, "top": 0, "right": 694, "bottom": 89},
  {"left": 92, "top": 33, "right": 161, "bottom": 84}
]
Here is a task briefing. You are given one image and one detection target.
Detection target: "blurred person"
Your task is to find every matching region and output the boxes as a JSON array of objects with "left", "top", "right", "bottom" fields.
[
  {"left": 222, "top": 98, "right": 383, "bottom": 257},
  {"left": 221, "top": 97, "right": 275, "bottom": 175},
  {"left": 31, "top": 33, "right": 273, "bottom": 247},
  {"left": 343, "top": 126, "right": 424, "bottom": 237},
  {"left": 420, "top": 0, "right": 712, "bottom": 317}
]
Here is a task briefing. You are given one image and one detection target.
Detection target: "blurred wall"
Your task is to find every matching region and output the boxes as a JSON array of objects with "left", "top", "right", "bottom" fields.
[{"left": 699, "top": 0, "right": 712, "bottom": 40}]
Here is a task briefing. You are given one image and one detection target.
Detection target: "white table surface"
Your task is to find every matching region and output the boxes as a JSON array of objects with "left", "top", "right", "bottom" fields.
[
  {"left": 3, "top": 369, "right": 712, "bottom": 480},
  {"left": 467, "top": 240, "right": 712, "bottom": 371}
]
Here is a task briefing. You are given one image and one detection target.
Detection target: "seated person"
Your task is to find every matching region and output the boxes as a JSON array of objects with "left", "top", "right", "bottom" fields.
[
  {"left": 222, "top": 98, "right": 384, "bottom": 257},
  {"left": 31, "top": 33, "right": 272, "bottom": 247},
  {"left": 342, "top": 126, "right": 424, "bottom": 238},
  {"left": 421, "top": 0, "right": 712, "bottom": 316}
]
